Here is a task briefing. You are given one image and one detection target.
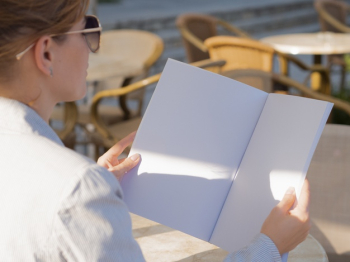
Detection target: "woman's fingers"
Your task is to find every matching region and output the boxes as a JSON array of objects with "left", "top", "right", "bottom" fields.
[
  {"left": 97, "top": 131, "right": 137, "bottom": 168},
  {"left": 108, "top": 131, "right": 137, "bottom": 158},
  {"left": 109, "top": 153, "right": 141, "bottom": 181},
  {"left": 96, "top": 132, "right": 140, "bottom": 182},
  {"left": 276, "top": 187, "right": 296, "bottom": 213},
  {"left": 261, "top": 182, "right": 310, "bottom": 255}
]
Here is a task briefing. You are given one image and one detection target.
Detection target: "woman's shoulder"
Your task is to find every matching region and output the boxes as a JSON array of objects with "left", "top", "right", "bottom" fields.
[
  {"left": 0, "top": 131, "right": 117, "bottom": 191},
  {"left": 32, "top": 133, "right": 121, "bottom": 195},
  {"left": 0, "top": 131, "right": 124, "bottom": 258}
]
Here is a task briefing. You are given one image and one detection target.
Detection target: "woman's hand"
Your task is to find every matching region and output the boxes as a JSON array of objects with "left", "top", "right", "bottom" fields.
[
  {"left": 97, "top": 131, "right": 141, "bottom": 182},
  {"left": 261, "top": 179, "right": 311, "bottom": 255}
]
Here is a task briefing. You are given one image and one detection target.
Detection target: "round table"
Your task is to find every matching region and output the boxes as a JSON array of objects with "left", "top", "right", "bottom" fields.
[
  {"left": 86, "top": 52, "right": 145, "bottom": 117},
  {"left": 131, "top": 213, "right": 328, "bottom": 262},
  {"left": 261, "top": 32, "right": 350, "bottom": 55},
  {"left": 261, "top": 32, "right": 350, "bottom": 92},
  {"left": 87, "top": 53, "right": 144, "bottom": 82}
]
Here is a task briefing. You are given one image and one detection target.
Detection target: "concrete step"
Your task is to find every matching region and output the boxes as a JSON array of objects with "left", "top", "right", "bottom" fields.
[
  {"left": 155, "top": 7, "right": 318, "bottom": 48},
  {"left": 226, "top": 8, "right": 317, "bottom": 35},
  {"left": 254, "top": 23, "right": 320, "bottom": 39},
  {"left": 98, "top": 0, "right": 314, "bottom": 26},
  {"left": 210, "top": 1, "right": 314, "bottom": 23},
  {"left": 106, "top": 0, "right": 315, "bottom": 31}
]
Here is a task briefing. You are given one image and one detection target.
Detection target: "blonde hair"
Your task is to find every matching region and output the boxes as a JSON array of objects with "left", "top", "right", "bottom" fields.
[{"left": 0, "top": 0, "right": 89, "bottom": 80}]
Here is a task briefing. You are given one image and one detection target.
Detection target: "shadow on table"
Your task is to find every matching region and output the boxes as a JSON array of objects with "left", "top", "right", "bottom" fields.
[
  {"left": 311, "top": 221, "right": 350, "bottom": 262},
  {"left": 132, "top": 224, "right": 174, "bottom": 239},
  {"left": 327, "top": 254, "right": 350, "bottom": 262},
  {"left": 175, "top": 248, "right": 228, "bottom": 262}
]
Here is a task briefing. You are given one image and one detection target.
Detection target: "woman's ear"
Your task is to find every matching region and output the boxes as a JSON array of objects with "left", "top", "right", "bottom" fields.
[{"left": 33, "top": 36, "right": 54, "bottom": 77}]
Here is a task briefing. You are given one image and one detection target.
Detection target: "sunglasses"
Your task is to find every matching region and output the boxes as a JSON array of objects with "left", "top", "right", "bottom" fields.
[{"left": 16, "top": 15, "right": 102, "bottom": 60}]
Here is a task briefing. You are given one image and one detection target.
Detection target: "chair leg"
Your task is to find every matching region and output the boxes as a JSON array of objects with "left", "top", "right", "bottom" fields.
[
  {"left": 62, "top": 132, "right": 76, "bottom": 150},
  {"left": 95, "top": 145, "right": 100, "bottom": 162},
  {"left": 119, "top": 77, "right": 133, "bottom": 120},
  {"left": 340, "top": 65, "right": 346, "bottom": 93},
  {"left": 93, "top": 145, "right": 109, "bottom": 161}
]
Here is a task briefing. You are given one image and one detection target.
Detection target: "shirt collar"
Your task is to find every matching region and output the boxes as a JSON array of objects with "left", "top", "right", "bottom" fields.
[{"left": 0, "top": 97, "right": 64, "bottom": 146}]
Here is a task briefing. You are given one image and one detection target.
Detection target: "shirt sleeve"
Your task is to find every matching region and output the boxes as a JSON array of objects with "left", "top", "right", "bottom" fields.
[
  {"left": 52, "top": 164, "right": 145, "bottom": 262},
  {"left": 224, "top": 233, "right": 282, "bottom": 262}
]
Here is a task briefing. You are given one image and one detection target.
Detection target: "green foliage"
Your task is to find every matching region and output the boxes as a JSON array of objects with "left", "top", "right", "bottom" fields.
[
  {"left": 331, "top": 89, "right": 350, "bottom": 125},
  {"left": 328, "top": 54, "right": 350, "bottom": 125},
  {"left": 344, "top": 54, "right": 350, "bottom": 72}
]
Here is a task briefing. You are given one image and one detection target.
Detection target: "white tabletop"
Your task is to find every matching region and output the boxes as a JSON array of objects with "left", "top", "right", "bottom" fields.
[
  {"left": 87, "top": 53, "right": 144, "bottom": 82},
  {"left": 261, "top": 32, "right": 350, "bottom": 55}
]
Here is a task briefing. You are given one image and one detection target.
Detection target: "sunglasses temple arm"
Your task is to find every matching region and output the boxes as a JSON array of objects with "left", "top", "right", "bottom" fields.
[{"left": 16, "top": 43, "right": 35, "bottom": 60}]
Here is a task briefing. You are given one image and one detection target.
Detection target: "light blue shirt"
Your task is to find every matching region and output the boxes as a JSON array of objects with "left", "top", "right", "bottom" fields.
[{"left": 0, "top": 97, "right": 281, "bottom": 261}]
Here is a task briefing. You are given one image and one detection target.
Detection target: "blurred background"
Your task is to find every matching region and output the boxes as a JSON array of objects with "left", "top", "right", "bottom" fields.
[
  {"left": 86, "top": 0, "right": 350, "bottom": 123},
  {"left": 90, "top": 0, "right": 346, "bottom": 82}
]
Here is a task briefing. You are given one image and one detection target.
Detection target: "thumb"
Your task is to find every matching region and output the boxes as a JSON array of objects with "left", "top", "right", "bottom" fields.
[
  {"left": 109, "top": 153, "right": 141, "bottom": 181},
  {"left": 277, "top": 187, "right": 296, "bottom": 213}
]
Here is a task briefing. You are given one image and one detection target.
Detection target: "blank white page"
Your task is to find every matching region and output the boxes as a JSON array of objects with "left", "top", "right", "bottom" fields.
[
  {"left": 121, "top": 59, "right": 268, "bottom": 241},
  {"left": 210, "top": 94, "right": 332, "bottom": 251}
]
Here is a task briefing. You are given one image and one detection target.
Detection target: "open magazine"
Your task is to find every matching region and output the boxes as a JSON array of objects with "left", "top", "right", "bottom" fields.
[{"left": 121, "top": 59, "right": 332, "bottom": 257}]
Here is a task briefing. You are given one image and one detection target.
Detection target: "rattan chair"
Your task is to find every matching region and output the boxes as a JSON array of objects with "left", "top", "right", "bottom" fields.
[
  {"left": 51, "top": 102, "right": 78, "bottom": 149},
  {"left": 176, "top": 13, "right": 251, "bottom": 63},
  {"left": 204, "top": 36, "right": 332, "bottom": 94},
  {"left": 314, "top": 0, "right": 349, "bottom": 90},
  {"left": 314, "top": 0, "right": 350, "bottom": 33},
  {"left": 89, "top": 59, "right": 226, "bottom": 157},
  {"left": 308, "top": 123, "right": 350, "bottom": 262}
]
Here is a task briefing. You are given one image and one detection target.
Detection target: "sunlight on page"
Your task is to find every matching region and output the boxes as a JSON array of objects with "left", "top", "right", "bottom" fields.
[
  {"left": 269, "top": 170, "right": 303, "bottom": 201},
  {"left": 135, "top": 149, "right": 235, "bottom": 180}
]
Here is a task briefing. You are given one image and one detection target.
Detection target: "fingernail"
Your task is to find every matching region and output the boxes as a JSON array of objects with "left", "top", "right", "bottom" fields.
[
  {"left": 285, "top": 187, "right": 295, "bottom": 195},
  {"left": 130, "top": 153, "right": 140, "bottom": 162}
]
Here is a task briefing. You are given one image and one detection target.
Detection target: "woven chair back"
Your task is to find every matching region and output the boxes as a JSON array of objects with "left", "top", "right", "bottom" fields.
[
  {"left": 315, "top": 0, "right": 348, "bottom": 32},
  {"left": 176, "top": 14, "right": 217, "bottom": 63},
  {"left": 204, "top": 36, "right": 275, "bottom": 73}
]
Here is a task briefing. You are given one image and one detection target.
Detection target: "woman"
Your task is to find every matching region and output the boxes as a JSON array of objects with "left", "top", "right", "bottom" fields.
[{"left": 0, "top": 0, "right": 310, "bottom": 261}]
